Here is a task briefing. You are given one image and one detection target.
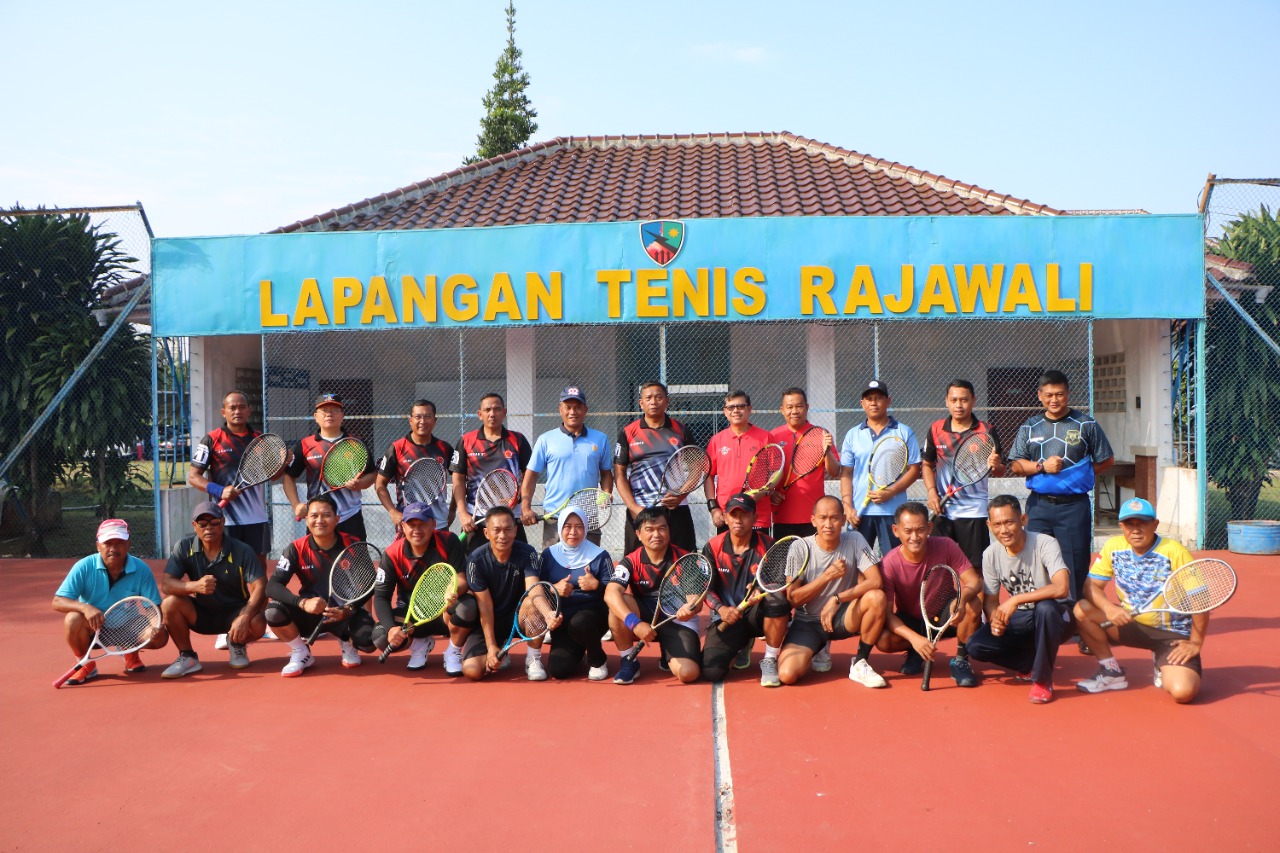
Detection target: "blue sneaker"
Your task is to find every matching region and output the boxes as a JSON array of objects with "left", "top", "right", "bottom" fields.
[
  {"left": 613, "top": 654, "right": 641, "bottom": 685},
  {"left": 950, "top": 656, "right": 979, "bottom": 687}
]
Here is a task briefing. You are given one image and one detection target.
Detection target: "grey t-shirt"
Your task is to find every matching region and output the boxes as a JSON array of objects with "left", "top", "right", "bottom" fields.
[
  {"left": 981, "top": 530, "right": 1069, "bottom": 610},
  {"left": 794, "top": 530, "right": 877, "bottom": 622}
]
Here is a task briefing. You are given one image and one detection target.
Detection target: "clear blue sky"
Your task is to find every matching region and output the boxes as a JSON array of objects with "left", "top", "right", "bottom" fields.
[{"left": 2, "top": 0, "right": 1276, "bottom": 237}]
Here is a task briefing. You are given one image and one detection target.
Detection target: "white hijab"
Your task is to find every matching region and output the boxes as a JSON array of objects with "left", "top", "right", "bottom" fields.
[{"left": 549, "top": 507, "right": 605, "bottom": 569}]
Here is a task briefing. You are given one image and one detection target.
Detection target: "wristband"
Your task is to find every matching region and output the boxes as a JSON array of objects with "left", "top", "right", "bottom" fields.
[
  {"left": 624, "top": 613, "right": 641, "bottom": 631},
  {"left": 206, "top": 481, "right": 225, "bottom": 499},
  {"left": 707, "top": 499, "right": 719, "bottom": 511}
]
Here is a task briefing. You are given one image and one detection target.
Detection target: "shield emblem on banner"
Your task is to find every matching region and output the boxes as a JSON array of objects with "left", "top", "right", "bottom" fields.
[{"left": 640, "top": 220, "right": 685, "bottom": 267}]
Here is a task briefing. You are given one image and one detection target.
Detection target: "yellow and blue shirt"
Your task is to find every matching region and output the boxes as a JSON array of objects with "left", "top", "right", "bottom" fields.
[{"left": 1089, "top": 535, "right": 1193, "bottom": 635}]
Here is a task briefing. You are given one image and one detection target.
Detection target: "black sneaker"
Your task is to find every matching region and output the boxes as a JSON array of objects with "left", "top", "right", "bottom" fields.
[
  {"left": 950, "top": 656, "right": 980, "bottom": 687},
  {"left": 901, "top": 649, "right": 924, "bottom": 676}
]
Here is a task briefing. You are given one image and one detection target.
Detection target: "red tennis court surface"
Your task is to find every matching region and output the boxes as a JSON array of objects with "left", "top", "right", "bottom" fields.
[{"left": 2, "top": 550, "right": 1276, "bottom": 851}]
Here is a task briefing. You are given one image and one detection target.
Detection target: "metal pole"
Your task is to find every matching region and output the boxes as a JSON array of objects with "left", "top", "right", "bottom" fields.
[
  {"left": 151, "top": 335, "right": 162, "bottom": 558},
  {"left": 658, "top": 324, "right": 668, "bottom": 385},
  {"left": 873, "top": 321, "right": 881, "bottom": 378},
  {"left": 1195, "top": 319, "right": 1207, "bottom": 549}
]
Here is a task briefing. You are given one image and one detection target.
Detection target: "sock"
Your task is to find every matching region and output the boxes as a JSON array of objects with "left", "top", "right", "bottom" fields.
[
  {"left": 764, "top": 645, "right": 780, "bottom": 660},
  {"left": 449, "top": 641, "right": 463, "bottom": 651},
  {"left": 288, "top": 636, "right": 308, "bottom": 652},
  {"left": 1099, "top": 656, "right": 1121, "bottom": 672},
  {"left": 856, "top": 641, "right": 872, "bottom": 663},
  {"left": 180, "top": 650, "right": 198, "bottom": 660},
  {"left": 410, "top": 637, "right": 430, "bottom": 651},
  {"left": 526, "top": 648, "right": 542, "bottom": 660},
  {"left": 955, "top": 642, "right": 968, "bottom": 660},
  {"left": 618, "top": 645, "right": 636, "bottom": 658}
]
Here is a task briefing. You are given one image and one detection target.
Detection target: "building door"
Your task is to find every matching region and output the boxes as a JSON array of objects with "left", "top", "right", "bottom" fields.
[{"left": 986, "top": 366, "right": 1042, "bottom": 470}]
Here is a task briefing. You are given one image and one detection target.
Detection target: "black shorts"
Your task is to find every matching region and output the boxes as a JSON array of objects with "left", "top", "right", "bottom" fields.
[
  {"left": 191, "top": 599, "right": 245, "bottom": 635},
  {"left": 1115, "top": 620, "right": 1204, "bottom": 674},
  {"left": 336, "top": 513, "right": 367, "bottom": 540},
  {"left": 225, "top": 523, "right": 269, "bottom": 556},
  {"left": 636, "top": 595, "right": 701, "bottom": 664},
  {"left": 461, "top": 609, "right": 517, "bottom": 662},
  {"left": 783, "top": 602, "right": 861, "bottom": 653},
  {"left": 898, "top": 611, "right": 957, "bottom": 642},
  {"left": 268, "top": 599, "right": 374, "bottom": 641},
  {"left": 929, "top": 516, "right": 988, "bottom": 571}
]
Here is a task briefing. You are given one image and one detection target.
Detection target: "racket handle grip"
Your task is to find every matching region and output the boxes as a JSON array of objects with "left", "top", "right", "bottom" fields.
[
  {"left": 1098, "top": 620, "right": 1114, "bottom": 630},
  {"left": 217, "top": 497, "right": 230, "bottom": 508},
  {"left": 52, "top": 669, "right": 78, "bottom": 689},
  {"left": 624, "top": 640, "right": 645, "bottom": 661},
  {"left": 921, "top": 660, "right": 933, "bottom": 692}
]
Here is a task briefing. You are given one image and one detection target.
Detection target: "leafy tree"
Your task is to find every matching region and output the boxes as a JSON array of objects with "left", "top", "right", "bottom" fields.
[
  {"left": 466, "top": 1, "right": 538, "bottom": 164},
  {"left": 1205, "top": 205, "right": 1280, "bottom": 522},
  {"left": 0, "top": 209, "right": 149, "bottom": 523}
]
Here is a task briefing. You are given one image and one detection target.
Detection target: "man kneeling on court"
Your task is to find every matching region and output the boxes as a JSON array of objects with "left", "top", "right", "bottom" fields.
[
  {"left": 264, "top": 495, "right": 377, "bottom": 676},
  {"left": 606, "top": 507, "right": 702, "bottom": 685},
  {"left": 874, "top": 501, "right": 983, "bottom": 687},
  {"left": 160, "top": 502, "right": 267, "bottom": 677},
  {"left": 52, "top": 519, "right": 169, "bottom": 685},
  {"left": 778, "top": 496, "right": 888, "bottom": 688},
  {"left": 966, "top": 495, "right": 1070, "bottom": 704},
  {"left": 456, "top": 506, "right": 557, "bottom": 680},
  {"left": 1073, "top": 498, "right": 1206, "bottom": 703}
]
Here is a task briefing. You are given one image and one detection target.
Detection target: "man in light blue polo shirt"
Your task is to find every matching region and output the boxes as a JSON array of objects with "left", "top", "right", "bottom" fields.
[
  {"left": 521, "top": 385, "right": 615, "bottom": 548},
  {"left": 839, "top": 380, "right": 922, "bottom": 553},
  {"left": 52, "top": 519, "right": 168, "bottom": 685}
]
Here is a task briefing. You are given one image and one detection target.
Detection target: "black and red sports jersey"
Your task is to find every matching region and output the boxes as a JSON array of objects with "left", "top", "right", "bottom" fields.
[
  {"left": 613, "top": 416, "right": 688, "bottom": 507},
  {"left": 449, "top": 428, "right": 532, "bottom": 513},
  {"left": 608, "top": 544, "right": 690, "bottom": 598},
  {"left": 192, "top": 424, "right": 265, "bottom": 526},
  {"left": 266, "top": 532, "right": 361, "bottom": 606},
  {"left": 378, "top": 434, "right": 454, "bottom": 523},
  {"left": 702, "top": 530, "right": 772, "bottom": 612},
  {"left": 285, "top": 430, "right": 375, "bottom": 522},
  {"left": 921, "top": 418, "right": 1002, "bottom": 519},
  {"left": 372, "top": 532, "right": 465, "bottom": 627}
]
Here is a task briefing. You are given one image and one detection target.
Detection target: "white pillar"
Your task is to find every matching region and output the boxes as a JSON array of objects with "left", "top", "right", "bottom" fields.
[
  {"left": 506, "top": 327, "right": 536, "bottom": 437},
  {"left": 806, "top": 324, "right": 837, "bottom": 434}
]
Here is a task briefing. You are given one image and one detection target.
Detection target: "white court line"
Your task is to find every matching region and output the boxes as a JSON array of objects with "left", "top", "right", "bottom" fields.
[{"left": 712, "top": 680, "right": 738, "bottom": 852}]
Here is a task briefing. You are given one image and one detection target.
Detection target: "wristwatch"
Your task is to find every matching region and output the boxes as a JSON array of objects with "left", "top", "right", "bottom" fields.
[
  {"left": 707, "top": 499, "right": 719, "bottom": 510},
  {"left": 1035, "top": 459, "right": 1045, "bottom": 474}
]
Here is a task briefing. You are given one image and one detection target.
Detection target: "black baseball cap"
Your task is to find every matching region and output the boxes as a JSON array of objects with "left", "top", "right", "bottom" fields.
[
  {"left": 725, "top": 493, "right": 757, "bottom": 513},
  {"left": 861, "top": 380, "right": 889, "bottom": 398}
]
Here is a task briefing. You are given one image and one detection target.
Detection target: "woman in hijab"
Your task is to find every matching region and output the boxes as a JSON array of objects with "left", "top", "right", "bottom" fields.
[{"left": 540, "top": 507, "right": 614, "bottom": 680}]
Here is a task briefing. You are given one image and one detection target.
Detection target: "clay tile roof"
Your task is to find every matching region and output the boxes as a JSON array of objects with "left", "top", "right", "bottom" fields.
[{"left": 272, "top": 131, "right": 1062, "bottom": 234}]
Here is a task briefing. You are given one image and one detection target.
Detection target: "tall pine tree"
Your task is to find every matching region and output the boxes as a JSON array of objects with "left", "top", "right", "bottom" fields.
[{"left": 466, "top": 1, "right": 538, "bottom": 164}]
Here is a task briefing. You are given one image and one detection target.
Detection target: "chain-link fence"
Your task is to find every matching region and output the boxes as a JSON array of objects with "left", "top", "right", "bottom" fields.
[
  {"left": 1199, "top": 177, "right": 1280, "bottom": 548},
  {"left": 262, "top": 318, "right": 1092, "bottom": 556},
  {"left": 0, "top": 205, "right": 170, "bottom": 558}
]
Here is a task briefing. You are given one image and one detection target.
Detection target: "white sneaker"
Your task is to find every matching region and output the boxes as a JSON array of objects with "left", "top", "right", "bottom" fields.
[
  {"left": 848, "top": 658, "right": 888, "bottom": 688},
  {"left": 602, "top": 630, "right": 613, "bottom": 642},
  {"left": 525, "top": 653, "right": 547, "bottom": 681},
  {"left": 588, "top": 662, "right": 610, "bottom": 681},
  {"left": 339, "top": 638, "right": 361, "bottom": 668},
  {"left": 811, "top": 643, "right": 832, "bottom": 673},
  {"left": 213, "top": 633, "right": 229, "bottom": 650},
  {"left": 1153, "top": 652, "right": 1164, "bottom": 689},
  {"left": 282, "top": 648, "right": 314, "bottom": 677},
  {"left": 263, "top": 626, "right": 278, "bottom": 640},
  {"left": 443, "top": 643, "right": 463, "bottom": 676},
  {"left": 407, "top": 637, "right": 435, "bottom": 671}
]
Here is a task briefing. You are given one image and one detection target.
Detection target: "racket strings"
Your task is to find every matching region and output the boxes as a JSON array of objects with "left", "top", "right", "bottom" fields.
[
  {"left": 99, "top": 600, "right": 161, "bottom": 651},
  {"left": 922, "top": 578, "right": 959, "bottom": 628},
  {"left": 755, "top": 538, "right": 807, "bottom": 591},
  {"left": 408, "top": 568, "right": 455, "bottom": 621},
  {"left": 239, "top": 435, "right": 288, "bottom": 484},
  {"left": 331, "top": 546, "right": 379, "bottom": 603},
  {"left": 664, "top": 447, "right": 711, "bottom": 494},
  {"left": 476, "top": 471, "right": 518, "bottom": 509},
  {"left": 1164, "top": 560, "right": 1236, "bottom": 611},
  {"left": 953, "top": 435, "right": 996, "bottom": 484},
  {"left": 745, "top": 445, "right": 784, "bottom": 491},
  {"left": 323, "top": 440, "right": 367, "bottom": 486},
  {"left": 658, "top": 557, "right": 711, "bottom": 615},
  {"left": 567, "top": 490, "right": 612, "bottom": 530},
  {"left": 517, "top": 584, "right": 557, "bottom": 636},
  {"left": 791, "top": 432, "right": 826, "bottom": 476},
  {"left": 403, "top": 460, "right": 447, "bottom": 503},
  {"left": 870, "top": 443, "right": 908, "bottom": 485}
]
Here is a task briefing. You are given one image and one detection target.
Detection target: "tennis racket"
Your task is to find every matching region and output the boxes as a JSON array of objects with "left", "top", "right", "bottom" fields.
[
  {"left": 1099, "top": 558, "right": 1237, "bottom": 628},
  {"left": 859, "top": 435, "right": 909, "bottom": 512},
  {"left": 625, "top": 553, "right": 712, "bottom": 661},
  {"left": 718, "top": 536, "right": 808, "bottom": 631},
  {"left": 935, "top": 432, "right": 998, "bottom": 516},
  {"left": 741, "top": 443, "right": 786, "bottom": 498},
  {"left": 493, "top": 581, "right": 561, "bottom": 666},
  {"left": 460, "top": 468, "right": 521, "bottom": 543},
  {"left": 53, "top": 596, "right": 162, "bottom": 688},
  {"left": 378, "top": 562, "right": 457, "bottom": 663},
  {"left": 400, "top": 457, "right": 448, "bottom": 505},
  {"left": 649, "top": 445, "right": 711, "bottom": 508},
  {"left": 779, "top": 427, "right": 831, "bottom": 492},
  {"left": 536, "top": 487, "right": 614, "bottom": 531},
  {"left": 305, "top": 541, "right": 381, "bottom": 646},
  {"left": 299, "top": 437, "right": 369, "bottom": 519},
  {"left": 218, "top": 433, "right": 289, "bottom": 508},
  {"left": 919, "top": 564, "right": 961, "bottom": 691}
]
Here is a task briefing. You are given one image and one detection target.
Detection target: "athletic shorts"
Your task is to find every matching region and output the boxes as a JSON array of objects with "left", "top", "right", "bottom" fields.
[
  {"left": 636, "top": 595, "right": 701, "bottom": 664},
  {"left": 783, "top": 602, "right": 861, "bottom": 653},
  {"left": 268, "top": 599, "right": 373, "bottom": 641},
  {"left": 897, "top": 611, "right": 957, "bottom": 642},
  {"left": 929, "top": 516, "right": 988, "bottom": 571},
  {"left": 461, "top": 609, "right": 517, "bottom": 662},
  {"left": 225, "top": 523, "right": 269, "bottom": 556},
  {"left": 191, "top": 599, "right": 245, "bottom": 635},
  {"left": 1115, "top": 620, "right": 1204, "bottom": 675}
]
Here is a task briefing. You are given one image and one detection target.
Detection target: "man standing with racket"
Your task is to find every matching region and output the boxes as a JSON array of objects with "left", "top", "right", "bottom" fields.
[
  {"left": 704, "top": 391, "right": 775, "bottom": 535},
  {"left": 263, "top": 495, "right": 377, "bottom": 676},
  {"left": 455, "top": 507, "right": 552, "bottom": 680},
  {"left": 451, "top": 393, "right": 533, "bottom": 551},
  {"left": 521, "top": 385, "right": 614, "bottom": 548},
  {"left": 701, "top": 495, "right": 790, "bottom": 687},
  {"left": 922, "top": 380, "right": 1005, "bottom": 569},
  {"left": 371, "top": 501, "right": 466, "bottom": 670},
  {"left": 966, "top": 495, "right": 1071, "bottom": 704},
  {"left": 159, "top": 503, "right": 267, "bottom": 677},
  {"left": 52, "top": 519, "right": 169, "bottom": 685},
  {"left": 770, "top": 387, "right": 840, "bottom": 539},
  {"left": 375, "top": 398, "right": 456, "bottom": 533},
  {"left": 874, "top": 502, "right": 983, "bottom": 687},
  {"left": 777, "top": 497, "right": 889, "bottom": 688},
  {"left": 188, "top": 390, "right": 272, "bottom": 566},
  {"left": 1073, "top": 498, "right": 1206, "bottom": 703},
  {"left": 282, "top": 393, "right": 377, "bottom": 539},
  {"left": 839, "top": 380, "right": 922, "bottom": 553},
  {"left": 614, "top": 381, "right": 697, "bottom": 552},
  {"left": 605, "top": 507, "right": 702, "bottom": 685},
  {"left": 1006, "top": 369, "right": 1114, "bottom": 605}
]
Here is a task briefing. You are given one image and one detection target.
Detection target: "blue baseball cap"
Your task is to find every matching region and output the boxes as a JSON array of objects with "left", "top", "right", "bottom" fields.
[
  {"left": 559, "top": 385, "right": 586, "bottom": 404},
  {"left": 1118, "top": 497, "right": 1156, "bottom": 521},
  {"left": 401, "top": 502, "right": 436, "bottom": 523}
]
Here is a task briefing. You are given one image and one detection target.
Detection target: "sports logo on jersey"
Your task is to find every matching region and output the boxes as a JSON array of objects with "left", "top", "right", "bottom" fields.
[
  {"left": 275, "top": 556, "right": 290, "bottom": 573},
  {"left": 503, "top": 449, "right": 513, "bottom": 459},
  {"left": 720, "top": 446, "right": 729, "bottom": 455},
  {"left": 612, "top": 563, "right": 631, "bottom": 584},
  {"left": 375, "top": 568, "right": 386, "bottom": 584},
  {"left": 640, "top": 220, "right": 685, "bottom": 267},
  {"left": 192, "top": 444, "right": 210, "bottom": 466},
  {"left": 1065, "top": 429, "right": 1081, "bottom": 445},
  {"left": 668, "top": 437, "right": 679, "bottom": 447}
]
